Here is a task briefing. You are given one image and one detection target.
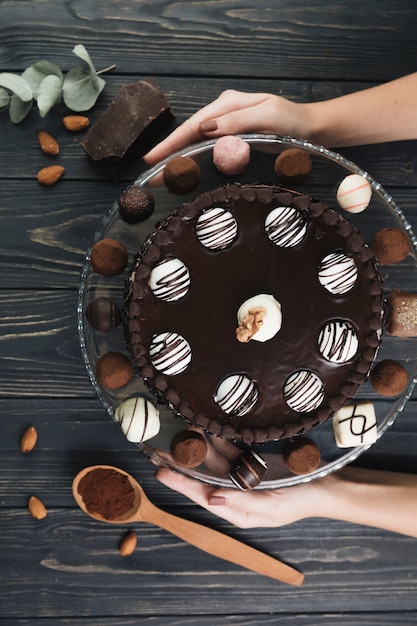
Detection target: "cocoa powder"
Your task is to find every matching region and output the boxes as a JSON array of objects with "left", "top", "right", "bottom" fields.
[{"left": 77, "top": 468, "right": 135, "bottom": 520}]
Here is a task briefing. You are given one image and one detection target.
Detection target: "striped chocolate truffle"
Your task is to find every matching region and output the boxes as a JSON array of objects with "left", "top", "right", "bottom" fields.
[
  {"left": 318, "top": 319, "right": 359, "bottom": 363},
  {"left": 229, "top": 449, "right": 268, "bottom": 490},
  {"left": 214, "top": 373, "right": 258, "bottom": 417},
  {"left": 318, "top": 251, "right": 358, "bottom": 295},
  {"left": 115, "top": 396, "right": 160, "bottom": 443},
  {"left": 283, "top": 370, "right": 325, "bottom": 413},
  {"left": 149, "top": 257, "right": 191, "bottom": 302},
  {"left": 149, "top": 332, "right": 192, "bottom": 375},
  {"left": 196, "top": 207, "right": 238, "bottom": 250},
  {"left": 265, "top": 206, "right": 309, "bottom": 247}
]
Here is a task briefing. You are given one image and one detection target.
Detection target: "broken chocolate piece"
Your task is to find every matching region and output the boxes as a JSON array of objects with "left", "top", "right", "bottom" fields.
[{"left": 81, "top": 78, "right": 175, "bottom": 180}]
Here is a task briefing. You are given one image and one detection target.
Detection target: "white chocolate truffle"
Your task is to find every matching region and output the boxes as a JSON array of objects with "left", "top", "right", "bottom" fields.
[
  {"left": 336, "top": 174, "right": 372, "bottom": 213},
  {"left": 265, "top": 206, "right": 309, "bottom": 247},
  {"left": 318, "top": 251, "right": 358, "bottom": 295},
  {"left": 212, "top": 135, "right": 250, "bottom": 175},
  {"left": 150, "top": 332, "right": 191, "bottom": 375},
  {"left": 333, "top": 402, "right": 377, "bottom": 448},
  {"left": 283, "top": 370, "right": 325, "bottom": 412},
  {"left": 237, "top": 294, "right": 282, "bottom": 342},
  {"left": 149, "top": 257, "right": 190, "bottom": 302},
  {"left": 115, "top": 396, "right": 160, "bottom": 443},
  {"left": 196, "top": 207, "right": 238, "bottom": 250},
  {"left": 318, "top": 319, "right": 359, "bottom": 363},
  {"left": 214, "top": 374, "right": 258, "bottom": 417}
]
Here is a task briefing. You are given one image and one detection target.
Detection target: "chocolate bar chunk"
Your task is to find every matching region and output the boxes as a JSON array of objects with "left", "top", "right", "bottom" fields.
[
  {"left": 82, "top": 78, "right": 174, "bottom": 180},
  {"left": 386, "top": 290, "right": 417, "bottom": 337}
]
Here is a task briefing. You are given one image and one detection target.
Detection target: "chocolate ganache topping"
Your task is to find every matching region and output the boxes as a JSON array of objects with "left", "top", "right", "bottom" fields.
[{"left": 126, "top": 184, "right": 383, "bottom": 444}]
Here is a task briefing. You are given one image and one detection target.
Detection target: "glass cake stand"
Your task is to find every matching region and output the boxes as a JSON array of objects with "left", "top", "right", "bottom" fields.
[{"left": 78, "top": 134, "right": 417, "bottom": 488}]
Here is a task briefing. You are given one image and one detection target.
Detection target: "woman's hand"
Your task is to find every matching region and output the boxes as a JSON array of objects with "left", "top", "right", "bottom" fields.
[{"left": 144, "top": 89, "right": 310, "bottom": 165}]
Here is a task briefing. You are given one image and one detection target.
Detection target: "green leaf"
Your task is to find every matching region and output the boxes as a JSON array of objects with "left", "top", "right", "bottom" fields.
[
  {"left": 0, "top": 87, "right": 9, "bottom": 110},
  {"left": 22, "top": 61, "right": 63, "bottom": 94},
  {"left": 63, "top": 67, "right": 105, "bottom": 111},
  {"left": 0, "top": 73, "right": 32, "bottom": 102},
  {"left": 37, "top": 74, "right": 62, "bottom": 117},
  {"left": 9, "top": 94, "right": 33, "bottom": 123}
]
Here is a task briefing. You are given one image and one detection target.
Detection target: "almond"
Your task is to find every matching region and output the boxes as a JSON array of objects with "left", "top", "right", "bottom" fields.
[
  {"left": 119, "top": 531, "right": 137, "bottom": 556},
  {"left": 28, "top": 496, "right": 47, "bottom": 520},
  {"left": 38, "top": 130, "right": 60, "bottom": 155},
  {"left": 62, "top": 115, "right": 90, "bottom": 131},
  {"left": 37, "top": 165, "right": 65, "bottom": 186},
  {"left": 20, "top": 425, "right": 38, "bottom": 453}
]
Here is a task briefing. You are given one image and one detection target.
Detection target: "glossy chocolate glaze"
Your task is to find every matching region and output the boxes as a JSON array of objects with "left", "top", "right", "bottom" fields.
[{"left": 127, "top": 184, "right": 383, "bottom": 444}]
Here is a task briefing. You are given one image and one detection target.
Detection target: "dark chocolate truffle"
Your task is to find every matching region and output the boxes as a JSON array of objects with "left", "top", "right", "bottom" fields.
[
  {"left": 370, "top": 359, "right": 408, "bottom": 396},
  {"left": 90, "top": 238, "right": 128, "bottom": 276},
  {"left": 170, "top": 430, "right": 208, "bottom": 468},
  {"left": 163, "top": 156, "right": 201, "bottom": 194},
  {"left": 229, "top": 449, "right": 268, "bottom": 490},
  {"left": 283, "top": 437, "right": 321, "bottom": 475},
  {"left": 371, "top": 228, "right": 409, "bottom": 265},
  {"left": 274, "top": 148, "right": 312, "bottom": 185},
  {"left": 386, "top": 290, "right": 417, "bottom": 337},
  {"left": 95, "top": 351, "right": 133, "bottom": 390},
  {"left": 118, "top": 185, "right": 155, "bottom": 223},
  {"left": 86, "top": 297, "right": 122, "bottom": 332}
]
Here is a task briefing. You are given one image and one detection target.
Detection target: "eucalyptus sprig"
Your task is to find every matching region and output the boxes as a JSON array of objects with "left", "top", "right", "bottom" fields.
[{"left": 0, "top": 44, "right": 115, "bottom": 123}]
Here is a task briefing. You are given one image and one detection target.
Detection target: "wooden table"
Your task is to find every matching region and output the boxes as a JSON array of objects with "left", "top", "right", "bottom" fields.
[{"left": 1, "top": 1, "right": 417, "bottom": 623}]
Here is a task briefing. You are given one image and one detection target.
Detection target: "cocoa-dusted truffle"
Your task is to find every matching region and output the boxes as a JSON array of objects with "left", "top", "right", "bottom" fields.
[
  {"left": 371, "top": 228, "right": 409, "bottom": 265},
  {"left": 163, "top": 156, "right": 201, "bottom": 194},
  {"left": 229, "top": 449, "right": 268, "bottom": 490},
  {"left": 118, "top": 185, "right": 155, "bottom": 224},
  {"left": 283, "top": 437, "right": 321, "bottom": 475},
  {"left": 370, "top": 359, "right": 408, "bottom": 396},
  {"left": 274, "top": 148, "right": 312, "bottom": 185},
  {"left": 86, "top": 296, "right": 122, "bottom": 332},
  {"left": 90, "top": 238, "right": 128, "bottom": 277},
  {"left": 387, "top": 290, "right": 417, "bottom": 337},
  {"left": 95, "top": 351, "right": 133, "bottom": 390},
  {"left": 170, "top": 430, "right": 208, "bottom": 468}
]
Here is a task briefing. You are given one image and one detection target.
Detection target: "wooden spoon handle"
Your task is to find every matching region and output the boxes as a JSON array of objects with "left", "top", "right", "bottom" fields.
[{"left": 142, "top": 504, "right": 304, "bottom": 586}]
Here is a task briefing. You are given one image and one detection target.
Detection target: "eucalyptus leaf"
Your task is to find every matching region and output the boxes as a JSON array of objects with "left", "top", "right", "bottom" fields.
[
  {"left": 0, "top": 73, "right": 32, "bottom": 102},
  {"left": 9, "top": 94, "right": 33, "bottom": 123},
  {"left": 0, "top": 87, "right": 9, "bottom": 109},
  {"left": 63, "top": 67, "right": 105, "bottom": 111},
  {"left": 22, "top": 61, "right": 63, "bottom": 94},
  {"left": 72, "top": 44, "right": 96, "bottom": 73},
  {"left": 37, "top": 74, "right": 62, "bottom": 117}
]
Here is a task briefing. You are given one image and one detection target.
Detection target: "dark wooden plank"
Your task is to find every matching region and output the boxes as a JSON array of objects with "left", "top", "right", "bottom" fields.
[{"left": 0, "top": 0, "right": 416, "bottom": 81}]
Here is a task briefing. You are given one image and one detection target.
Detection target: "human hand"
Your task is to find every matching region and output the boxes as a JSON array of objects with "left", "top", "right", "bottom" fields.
[
  {"left": 155, "top": 465, "right": 324, "bottom": 529},
  {"left": 144, "top": 89, "right": 311, "bottom": 165}
]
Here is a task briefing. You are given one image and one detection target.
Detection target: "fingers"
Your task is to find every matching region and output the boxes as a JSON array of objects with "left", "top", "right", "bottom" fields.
[
  {"left": 155, "top": 467, "right": 216, "bottom": 508},
  {"left": 144, "top": 90, "right": 272, "bottom": 165}
]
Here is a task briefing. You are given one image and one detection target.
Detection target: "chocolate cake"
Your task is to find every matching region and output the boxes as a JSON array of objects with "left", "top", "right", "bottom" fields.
[{"left": 126, "top": 183, "right": 383, "bottom": 444}]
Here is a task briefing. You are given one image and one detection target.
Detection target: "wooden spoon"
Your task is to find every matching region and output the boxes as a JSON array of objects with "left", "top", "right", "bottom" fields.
[{"left": 72, "top": 465, "right": 304, "bottom": 586}]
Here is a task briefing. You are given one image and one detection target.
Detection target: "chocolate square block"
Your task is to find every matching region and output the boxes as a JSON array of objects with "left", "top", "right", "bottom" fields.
[
  {"left": 82, "top": 78, "right": 175, "bottom": 180},
  {"left": 386, "top": 290, "right": 417, "bottom": 337}
]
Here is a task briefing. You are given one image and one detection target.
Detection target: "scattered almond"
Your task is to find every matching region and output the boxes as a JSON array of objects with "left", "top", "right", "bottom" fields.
[
  {"left": 37, "top": 164, "right": 65, "bottom": 186},
  {"left": 62, "top": 115, "right": 90, "bottom": 131},
  {"left": 119, "top": 530, "right": 137, "bottom": 556},
  {"left": 28, "top": 496, "right": 47, "bottom": 520},
  {"left": 20, "top": 425, "right": 38, "bottom": 453},
  {"left": 38, "top": 130, "right": 60, "bottom": 155}
]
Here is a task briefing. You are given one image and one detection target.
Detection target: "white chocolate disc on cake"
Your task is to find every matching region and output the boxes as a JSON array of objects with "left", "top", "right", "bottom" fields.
[
  {"left": 196, "top": 207, "right": 238, "bottom": 250},
  {"left": 214, "top": 373, "right": 259, "bottom": 417},
  {"left": 237, "top": 294, "right": 282, "bottom": 342},
  {"left": 318, "top": 319, "right": 359, "bottom": 363},
  {"left": 115, "top": 396, "right": 160, "bottom": 443},
  {"left": 150, "top": 332, "right": 191, "bottom": 375},
  {"left": 336, "top": 174, "right": 372, "bottom": 213},
  {"left": 332, "top": 401, "right": 377, "bottom": 447},
  {"left": 265, "top": 206, "right": 309, "bottom": 247},
  {"left": 283, "top": 370, "right": 325, "bottom": 412},
  {"left": 318, "top": 251, "right": 358, "bottom": 295},
  {"left": 149, "top": 257, "right": 190, "bottom": 302}
]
